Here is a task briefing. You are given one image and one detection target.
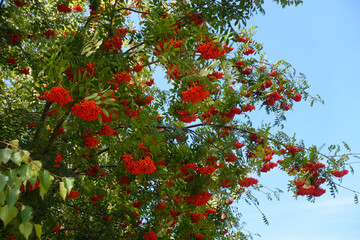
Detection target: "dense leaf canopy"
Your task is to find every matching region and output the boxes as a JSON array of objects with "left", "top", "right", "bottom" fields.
[{"left": 0, "top": 0, "right": 356, "bottom": 239}]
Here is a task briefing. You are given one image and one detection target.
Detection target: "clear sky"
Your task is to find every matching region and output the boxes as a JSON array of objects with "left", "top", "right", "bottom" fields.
[{"left": 235, "top": 1, "right": 360, "bottom": 240}]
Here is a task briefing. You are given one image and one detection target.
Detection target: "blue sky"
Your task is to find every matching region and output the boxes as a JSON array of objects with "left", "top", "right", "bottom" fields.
[{"left": 236, "top": 1, "right": 360, "bottom": 239}]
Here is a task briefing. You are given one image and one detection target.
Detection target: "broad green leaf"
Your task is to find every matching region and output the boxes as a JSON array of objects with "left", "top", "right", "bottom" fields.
[
  {"left": 63, "top": 177, "right": 74, "bottom": 193},
  {"left": 0, "top": 174, "right": 8, "bottom": 191},
  {"left": 0, "top": 205, "right": 18, "bottom": 227},
  {"left": 59, "top": 182, "right": 67, "bottom": 201},
  {"left": 17, "top": 164, "right": 32, "bottom": 181},
  {"left": 19, "top": 222, "right": 33, "bottom": 240},
  {"left": 39, "top": 171, "right": 52, "bottom": 199},
  {"left": 31, "top": 161, "right": 42, "bottom": 178},
  {"left": 99, "top": 67, "right": 111, "bottom": 75},
  {"left": 97, "top": 114, "right": 103, "bottom": 125},
  {"left": 34, "top": 224, "right": 42, "bottom": 239},
  {"left": 102, "top": 89, "right": 114, "bottom": 98},
  {"left": 6, "top": 188, "right": 20, "bottom": 207},
  {"left": 103, "top": 98, "right": 115, "bottom": 104},
  {"left": 102, "top": 108, "right": 109, "bottom": 117},
  {"left": 21, "top": 205, "right": 33, "bottom": 223},
  {"left": 0, "top": 148, "right": 12, "bottom": 163},
  {"left": 85, "top": 92, "right": 99, "bottom": 100},
  {"left": 22, "top": 150, "right": 30, "bottom": 164},
  {"left": 9, "top": 140, "right": 19, "bottom": 150},
  {"left": 11, "top": 151, "right": 24, "bottom": 165},
  {"left": 0, "top": 191, "right": 5, "bottom": 206}
]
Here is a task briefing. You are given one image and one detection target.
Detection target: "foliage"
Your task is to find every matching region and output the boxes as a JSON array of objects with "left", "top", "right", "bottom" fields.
[{"left": 0, "top": 0, "right": 357, "bottom": 239}]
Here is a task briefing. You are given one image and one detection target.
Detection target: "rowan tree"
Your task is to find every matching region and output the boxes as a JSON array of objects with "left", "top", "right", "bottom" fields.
[{"left": 0, "top": 0, "right": 358, "bottom": 239}]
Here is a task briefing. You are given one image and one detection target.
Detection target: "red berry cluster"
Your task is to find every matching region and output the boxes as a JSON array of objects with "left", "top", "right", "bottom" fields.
[
  {"left": 44, "top": 86, "right": 73, "bottom": 105},
  {"left": 332, "top": 169, "right": 349, "bottom": 177},
  {"left": 13, "top": 0, "right": 28, "bottom": 7},
  {"left": 20, "top": 181, "right": 40, "bottom": 192},
  {"left": 239, "top": 177, "right": 258, "bottom": 187},
  {"left": 73, "top": 5, "right": 83, "bottom": 12},
  {"left": 113, "top": 72, "right": 132, "bottom": 83},
  {"left": 57, "top": 5, "right": 72, "bottom": 13},
  {"left": 198, "top": 166, "right": 216, "bottom": 174},
  {"left": 19, "top": 68, "right": 29, "bottom": 75},
  {"left": 181, "top": 85, "right": 210, "bottom": 103},
  {"left": 266, "top": 91, "right": 283, "bottom": 106},
  {"left": 197, "top": 42, "right": 232, "bottom": 60},
  {"left": 72, "top": 100, "right": 101, "bottom": 121},
  {"left": 53, "top": 153, "right": 62, "bottom": 168},
  {"left": 7, "top": 33, "right": 22, "bottom": 44},
  {"left": 43, "top": 29, "right": 56, "bottom": 39},
  {"left": 143, "top": 231, "right": 158, "bottom": 240},
  {"left": 243, "top": 48, "right": 255, "bottom": 55},
  {"left": 52, "top": 225, "right": 61, "bottom": 232},
  {"left": 189, "top": 212, "right": 206, "bottom": 223},
  {"left": 104, "top": 35, "right": 123, "bottom": 52},
  {"left": 99, "top": 109, "right": 118, "bottom": 123},
  {"left": 83, "top": 136, "right": 99, "bottom": 148},
  {"left": 123, "top": 154, "right": 156, "bottom": 175},
  {"left": 6, "top": 57, "right": 17, "bottom": 65},
  {"left": 177, "top": 110, "right": 197, "bottom": 123},
  {"left": 184, "top": 191, "right": 212, "bottom": 206},
  {"left": 221, "top": 106, "right": 242, "bottom": 119},
  {"left": 99, "top": 125, "right": 116, "bottom": 136},
  {"left": 153, "top": 39, "right": 184, "bottom": 56},
  {"left": 296, "top": 186, "right": 326, "bottom": 197},
  {"left": 68, "top": 189, "right": 80, "bottom": 199}
]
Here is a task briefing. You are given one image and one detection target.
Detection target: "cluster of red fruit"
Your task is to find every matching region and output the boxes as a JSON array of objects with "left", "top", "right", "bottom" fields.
[
  {"left": 53, "top": 153, "right": 62, "bottom": 168},
  {"left": 184, "top": 191, "right": 212, "bottom": 206},
  {"left": 57, "top": 4, "right": 72, "bottom": 13},
  {"left": 72, "top": 100, "right": 102, "bottom": 121},
  {"left": 239, "top": 177, "right": 259, "bottom": 187},
  {"left": 196, "top": 42, "right": 233, "bottom": 60},
  {"left": 44, "top": 86, "right": 73, "bottom": 105},
  {"left": 67, "top": 189, "right": 80, "bottom": 199},
  {"left": 20, "top": 181, "right": 40, "bottom": 192},
  {"left": 332, "top": 169, "right": 349, "bottom": 177},
  {"left": 99, "top": 125, "right": 116, "bottom": 136},
  {"left": 177, "top": 110, "right": 197, "bottom": 123},
  {"left": 83, "top": 136, "right": 99, "bottom": 148},
  {"left": 143, "top": 231, "right": 158, "bottom": 240},
  {"left": 123, "top": 154, "right": 156, "bottom": 175},
  {"left": 181, "top": 85, "right": 210, "bottom": 103}
]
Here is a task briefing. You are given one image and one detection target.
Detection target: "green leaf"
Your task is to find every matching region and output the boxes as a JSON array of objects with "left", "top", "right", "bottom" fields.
[
  {"left": 99, "top": 67, "right": 111, "bottom": 75},
  {"left": 34, "top": 224, "right": 42, "bottom": 239},
  {"left": 0, "top": 205, "right": 18, "bottom": 227},
  {"left": 63, "top": 177, "right": 74, "bottom": 194},
  {"left": 97, "top": 114, "right": 103, "bottom": 125},
  {"left": 21, "top": 205, "right": 33, "bottom": 223},
  {"left": 102, "top": 89, "right": 114, "bottom": 98},
  {"left": 17, "top": 164, "right": 32, "bottom": 181},
  {"left": 85, "top": 92, "right": 99, "bottom": 100},
  {"left": 0, "top": 190, "right": 5, "bottom": 206},
  {"left": 0, "top": 148, "right": 12, "bottom": 163},
  {"left": 9, "top": 140, "right": 19, "bottom": 150},
  {"left": 6, "top": 188, "right": 20, "bottom": 207},
  {"left": 11, "top": 151, "right": 24, "bottom": 165},
  {"left": 19, "top": 222, "right": 33, "bottom": 240},
  {"left": 39, "top": 171, "right": 53, "bottom": 199},
  {"left": 102, "top": 108, "right": 109, "bottom": 117},
  {"left": 0, "top": 174, "right": 8, "bottom": 191},
  {"left": 103, "top": 98, "right": 115, "bottom": 104},
  {"left": 30, "top": 161, "right": 42, "bottom": 178},
  {"left": 22, "top": 150, "right": 30, "bottom": 164},
  {"left": 59, "top": 182, "right": 67, "bottom": 201}
]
